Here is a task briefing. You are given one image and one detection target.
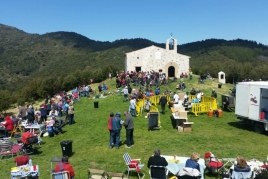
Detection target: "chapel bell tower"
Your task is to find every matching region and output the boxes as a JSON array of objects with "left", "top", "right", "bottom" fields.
[{"left": 165, "top": 36, "right": 177, "bottom": 53}]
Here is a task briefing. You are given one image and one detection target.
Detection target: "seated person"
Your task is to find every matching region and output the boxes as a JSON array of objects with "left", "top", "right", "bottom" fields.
[
  {"left": 54, "top": 116, "right": 64, "bottom": 134},
  {"left": 185, "top": 152, "right": 200, "bottom": 171},
  {"left": 147, "top": 148, "right": 168, "bottom": 177},
  {"left": 230, "top": 86, "right": 236, "bottom": 96},
  {"left": 1, "top": 116, "right": 14, "bottom": 137},
  {"left": 11, "top": 114, "right": 20, "bottom": 126},
  {"left": 176, "top": 83, "right": 181, "bottom": 90},
  {"left": 49, "top": 108, "right": 59, "bottom": 117},
  {"left": 181, "top": 82, "right": 186, "bottom": 90},
  {"left": 234, "top": 156, "right": 250, "bottom": 172},
  {"left": 14, "top": 154, "right": 30, "bottom": 166},
  {"left": 190, "top": 88, "right": 196, "bottom": 95},
  {"left": 54, "top": 156, "right": 75, "bottom": 179}
]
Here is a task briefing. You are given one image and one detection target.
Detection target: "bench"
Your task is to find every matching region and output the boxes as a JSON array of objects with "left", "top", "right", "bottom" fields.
[
  {"left": 106, "top": 172, "right": 128, "bottom": 179},
  {"left": 88, "top": 168, "right": 107, "bottom": 179}
]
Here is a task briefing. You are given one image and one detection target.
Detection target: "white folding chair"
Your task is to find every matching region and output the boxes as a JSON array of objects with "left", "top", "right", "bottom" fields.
[
  {"left": 231, "top": 170, "right": 252, "bottom": 179},
  {"left": 123, "top": 153, "right": 145, "bottom": 179}
]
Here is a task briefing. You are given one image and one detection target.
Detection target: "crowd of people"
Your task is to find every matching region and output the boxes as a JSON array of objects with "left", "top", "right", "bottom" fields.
[{"left": 3, "top": 69, "right": 250, "bottom": 179}]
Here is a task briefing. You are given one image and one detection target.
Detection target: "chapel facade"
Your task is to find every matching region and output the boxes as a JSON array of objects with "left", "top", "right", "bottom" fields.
[{"left": 124, "top": 37, "right": 190, "bottom": 78}]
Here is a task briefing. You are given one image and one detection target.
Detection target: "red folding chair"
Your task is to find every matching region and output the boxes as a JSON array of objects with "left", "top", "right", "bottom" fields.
[{"left": 204, "top": 152, "right": 223, "bottom": 176}]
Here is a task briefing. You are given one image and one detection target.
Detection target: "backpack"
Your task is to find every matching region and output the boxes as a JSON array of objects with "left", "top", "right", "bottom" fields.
[
  {"left": 63, "top": 104, "right": 68, "bottom": 112},
  {"left": 155, "top": 88, "right": 160, "bottom": 95},
  {"left": 214, "top": 110, "right": 219, "bottom": 117},
  {"left": 48, "top": 126, "right": 53, "bottom": 133}
]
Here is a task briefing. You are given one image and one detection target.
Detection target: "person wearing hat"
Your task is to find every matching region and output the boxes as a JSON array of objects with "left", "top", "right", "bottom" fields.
[{"left": 109, "top": 112, "right": 122, "bottom": 149}]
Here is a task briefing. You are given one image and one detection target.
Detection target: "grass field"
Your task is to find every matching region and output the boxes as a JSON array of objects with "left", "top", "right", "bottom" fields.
[{"left": 1, "top": 76, "right": 268, "bottom": 179}]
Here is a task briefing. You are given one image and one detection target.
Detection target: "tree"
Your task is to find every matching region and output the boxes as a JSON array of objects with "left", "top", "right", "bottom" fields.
[{"left": 0, "top": 90, "right": 12, "bottom": 112}]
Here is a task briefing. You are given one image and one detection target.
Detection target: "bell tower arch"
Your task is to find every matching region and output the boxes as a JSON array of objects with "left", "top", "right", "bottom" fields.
[{"left": 166, "top": 36, "right": 177, "bottom": 53}]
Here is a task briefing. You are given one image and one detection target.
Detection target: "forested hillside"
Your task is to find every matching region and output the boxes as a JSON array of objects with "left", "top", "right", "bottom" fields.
[{"left": 0, "top": 23, "right": 268, "bottom": 111}]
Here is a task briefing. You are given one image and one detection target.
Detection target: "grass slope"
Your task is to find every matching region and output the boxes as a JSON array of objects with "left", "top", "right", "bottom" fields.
[{"left": 1, "top": 77, "right": 268, "bottom": 179}]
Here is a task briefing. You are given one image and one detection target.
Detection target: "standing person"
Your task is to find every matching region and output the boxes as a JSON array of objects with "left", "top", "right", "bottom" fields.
[
  {"left": 57, "top": 100, "right": 63, "bottom": 117},
  {"left": 211, "top": 89, "right": 217, "bottom": 99},
  {"left": 109, "top": 72, "right": 112, "bottom": 80},
  {"left": 185, "top": 152, "right": 200, "bottom": 171},
  {"left": 109, "top": 112, "right": 122, "bottom": 149},
  {"left": 196, "top": 90, "right": 202, "bottom": 102},
  {"left": 67, "top": 102, "right": 74, "bottom": 125},
  {"left": 147, "top": 148, "right": 168, "bottom": 176},
  {"left": 159, "top": 93, "right": 167, "bottom": 114},
  {"left": 46, "top": 102, "right": 52, "bottom": 116},
  {"left": 39, "top": 104, "right": 47, "bottom": 124},
  {"left": 27, "top": 105, "right": 35, "bottom": 124},
  {"left": 107, "top": 112, "right": 114, "bottom": 147},
  {"left": 123, "top": 86, "right": 128, "bottom": 102},
  {"left": 173, "top": 92, "right": 179, "bottom": 104},
  {"left": 18, "top": 105, "right": 27, "bottom": 121},
  {"left": 54, "top": 156, "right": 75, "bottom": 179},
  {"left": 63, "top": 101, "right": 69, "bottom": 123},
  {"left": 129, "top": 97, "right": 137, "bottom": 117},
  {"left": 144, "top": 97, "right": 151, "bottom": 118},
  {"left": 123, "top": 111, "right": 134, "bottom": 148}
]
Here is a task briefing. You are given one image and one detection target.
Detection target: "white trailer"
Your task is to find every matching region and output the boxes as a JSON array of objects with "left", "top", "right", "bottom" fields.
[{"left": 235, "top": 81, "right": 268, "bottom": 133}]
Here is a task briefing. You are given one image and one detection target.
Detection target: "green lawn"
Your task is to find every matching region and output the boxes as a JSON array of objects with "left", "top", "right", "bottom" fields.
[{"left": 1, "top": 76, "right": 268, "bottom": 179}]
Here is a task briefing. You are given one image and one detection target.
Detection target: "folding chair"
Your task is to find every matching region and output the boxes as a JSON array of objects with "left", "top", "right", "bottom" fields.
[
  {"left": 9, "top": 124, "right": 17, "bottom": 137},
  {"left": 204, "top": 152, "right": 223, "bottom": 176},
  {"left": 221, "top": 158, "right": 236, "bottom": 171},
  {"left": 149, "top": 165, "right": 168, "bottom": 179},
  {"left": 123, "top": 153, "right": 145, "bottom": 179},
  {"left": 231, "top": 170, "right": 252, "bottom": 179},
  {"left": 0, "top": 142, "right": 21, "bottom": 160},
  {"left": 52, "top": 171, "right": 70, "bottom": 179},
  {"left": 16, "top": 120, "right": 24, "bottom": 134}
]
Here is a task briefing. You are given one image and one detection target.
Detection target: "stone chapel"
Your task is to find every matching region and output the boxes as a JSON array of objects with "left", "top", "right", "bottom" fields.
[{"left": 124, "top": 37, "right": 190, "bottom": 77}]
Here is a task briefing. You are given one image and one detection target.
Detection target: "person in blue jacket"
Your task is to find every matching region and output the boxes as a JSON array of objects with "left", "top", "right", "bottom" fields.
[{"left": 185, "top": 152, "right": 200, "bottom": 171}]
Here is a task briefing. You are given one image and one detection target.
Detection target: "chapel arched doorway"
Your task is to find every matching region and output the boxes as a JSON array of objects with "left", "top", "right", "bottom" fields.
[{"left": 168, "top": 66, "right": 175, "bottom": 77}]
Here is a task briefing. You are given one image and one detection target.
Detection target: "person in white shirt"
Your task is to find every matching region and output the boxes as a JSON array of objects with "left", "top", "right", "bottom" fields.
[
  {"left": 173, "top": 93, "right": 179, "bottom": 104},
  {"left": 196, "top": 91, "right": 202, "bottom": 102},
  {"left": 123, "top": 86, "right": 128, "bottom": 102},
  {"left": 49, "top": 108, "right": 58, "bottom": 117},
  {"left": 129, "top": 98, "right": 136, "bottom": 117}
]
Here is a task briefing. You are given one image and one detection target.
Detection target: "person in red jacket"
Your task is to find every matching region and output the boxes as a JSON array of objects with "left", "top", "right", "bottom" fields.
[
  {"left": 1, "top": 116, "right": 14, "bottom": 137},
  {"left": 54, "top": 156, "right": 75, "bottom": 179}
]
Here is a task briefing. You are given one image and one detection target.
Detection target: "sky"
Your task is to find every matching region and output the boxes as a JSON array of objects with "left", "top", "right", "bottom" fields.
[{"left": 0, "top": 0, "right": 267, "bottom": 45}]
